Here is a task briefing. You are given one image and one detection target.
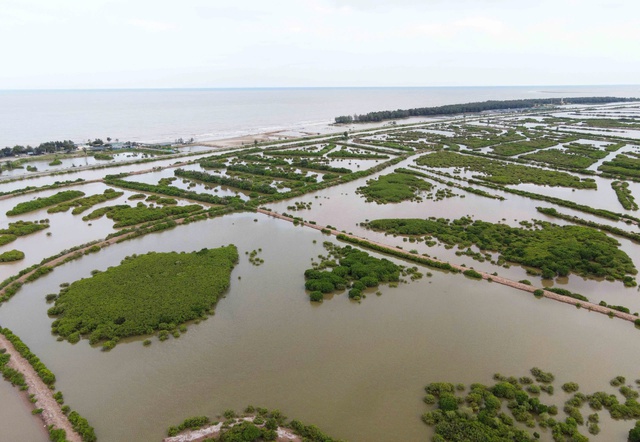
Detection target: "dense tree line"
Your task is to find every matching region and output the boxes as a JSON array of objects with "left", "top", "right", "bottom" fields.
[
  {"left": 0, "top": 179, "right": 85, "bottom": 199},
  {"left": 536, "top": 207, "right": 640, "bottom": 248},
  {"left": 0, "top": 220, "right": 49, "bottom": 246},
  {"left": 167, "top": 407, "right": 337, "bottom": 442},
  {"left": 404, "top": 167, "right": 504, "bottom": 200},
  {"left": 335, "top": 97, "right": 637, "bottom": 123},
  {"left": 612, "top": 181, "right": 638, "bottom": 211},
  {"left": 225, "top": 163, "right": 317, "bottom": 183},
  {"left": 1, "top": 140, "right": 76, "bottom": 158},
  {"left": 0, "top": 250, "right": 25, "bottom": 262},
  {"left": 600, "top": 154, "right": 640, "bottom": 179},
  {"left": 423, "top": 368, "right": 640, "bottom": 441}
]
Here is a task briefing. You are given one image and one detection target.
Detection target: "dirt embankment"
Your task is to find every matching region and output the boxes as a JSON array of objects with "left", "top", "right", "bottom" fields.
[
  {"left": 0, "top": 333, "right": 82, "bottom": 442},
  {"left": 162, "top": 417, "right": 301, "bottom": 442}
]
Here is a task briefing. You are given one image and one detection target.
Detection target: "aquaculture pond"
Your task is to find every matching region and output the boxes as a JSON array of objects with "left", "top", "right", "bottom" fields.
[
  {"left": 0, "top": 211, "right": 638, "bottom": 441},
  {"left": 1, "top": 101, "right": 640, "bottom": 442}
]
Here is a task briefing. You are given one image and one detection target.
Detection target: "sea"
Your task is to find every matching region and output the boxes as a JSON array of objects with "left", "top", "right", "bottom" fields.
[{"left": 0, "top": 85, "right": 638, "bottom": 148}]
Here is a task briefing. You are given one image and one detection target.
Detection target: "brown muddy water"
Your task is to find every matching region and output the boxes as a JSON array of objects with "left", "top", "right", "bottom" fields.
[
  {"left": 0, "top": 212, "right": 639, "bottom": 441},
  {"left": 1, "top": 152, "right": 640, "bottom": 441}
]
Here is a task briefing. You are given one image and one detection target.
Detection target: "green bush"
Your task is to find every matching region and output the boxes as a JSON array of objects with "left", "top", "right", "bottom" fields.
[
  {"left": 0, "top": 250, "right": 25, "bottom": 262},
  {"left": 562, "top": 382, "right": 580, "bottom": 393}
]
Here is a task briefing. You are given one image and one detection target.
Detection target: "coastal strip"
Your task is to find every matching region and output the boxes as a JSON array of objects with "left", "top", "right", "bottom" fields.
[{"left": 256, "top": 209, "right": 639, "bottom": 324}]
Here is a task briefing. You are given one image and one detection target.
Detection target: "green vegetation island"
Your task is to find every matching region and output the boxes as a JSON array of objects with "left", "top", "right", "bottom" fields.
[{"left": 47, "top": 246, "right": 238, "bottom": 350}]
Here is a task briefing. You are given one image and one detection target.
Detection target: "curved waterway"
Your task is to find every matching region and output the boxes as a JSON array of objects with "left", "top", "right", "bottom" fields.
[{"left": 0, "top": 212, "right": 639, "bottom": 441}]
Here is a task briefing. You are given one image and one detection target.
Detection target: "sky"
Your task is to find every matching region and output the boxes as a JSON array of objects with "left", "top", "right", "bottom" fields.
[{"left": 1, "top": 0, "right": 639, "bottom": 89}]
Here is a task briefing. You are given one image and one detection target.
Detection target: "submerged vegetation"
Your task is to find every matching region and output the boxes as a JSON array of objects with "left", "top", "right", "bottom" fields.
[{"left": 48, "top": 246, "right": 238, "bottom": 348}]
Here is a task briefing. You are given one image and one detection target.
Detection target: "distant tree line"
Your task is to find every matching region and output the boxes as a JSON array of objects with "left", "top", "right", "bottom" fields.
[
  {"left": 2, "top": 140, "right": 76, "bottom": 157},
  {"left": 334, "top": 97, "right": 637, "bottom": 123}
]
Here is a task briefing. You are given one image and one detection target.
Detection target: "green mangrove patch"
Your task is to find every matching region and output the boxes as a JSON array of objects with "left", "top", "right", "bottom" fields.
[
  {"left": 612, "top": 181, "right": 638, "bottom": 211},
  {"left": 304, "top": 242, "right": 418, "bottom": 302},
  {"left": 47, "top": 188, "right": 124, "bottom": 214},
  {"left": 364, "top": 217, "right": 636, "bottom": 282},
  {"left": 6, "top": 190, "right": 85, "bottom": 216},
  {"left": 83, "top": 202, "right": 202, "bottom": 228},
  {"left": 0, "top": 220, "right": 49, "bottom": 246},
  {"left": 0, "top": 250, "right": 25, "bottom": 262},
  {"left": 422, "top": 368, "right": 640, "bottom": 442},
  {"left": 416, "top": 151, "right": 597, "bottom": 189},
  {"left": 48, "top": 246, "right": 238, "bottom": 349},
  {"left": 356, "top": 172, "right": 433, "bottom": 203}
]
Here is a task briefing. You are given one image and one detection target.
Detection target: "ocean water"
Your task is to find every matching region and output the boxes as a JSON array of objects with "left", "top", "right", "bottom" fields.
[{"left": 0, "top": 85, "right": 638, "bottom": 147}]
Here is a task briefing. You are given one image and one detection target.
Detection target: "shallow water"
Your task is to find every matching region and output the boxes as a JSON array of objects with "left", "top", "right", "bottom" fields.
[
  {"left": 0, "top": 379, "right": 48, "bottom": 441},
  {"left": 0, "top": 210, "right": 639, "bottom": 441},
  {"left": 2, "top": 107, "right": 640, "bottom": 441}
]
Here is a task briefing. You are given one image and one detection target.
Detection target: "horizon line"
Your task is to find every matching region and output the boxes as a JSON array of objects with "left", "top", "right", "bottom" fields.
[{"left": 1, "top": 84, "right": 639, "bottom": 92}]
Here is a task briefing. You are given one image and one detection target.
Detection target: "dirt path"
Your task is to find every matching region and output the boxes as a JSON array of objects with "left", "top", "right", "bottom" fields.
[
  {"left": 256, "top": 209, "right": 639, "bottom": 323},
  {"left": 163, "top": 417, "right": 301, "bottom": 442},
  {"left": 0, "top": 333, "right": 82, "bottom": 442}
]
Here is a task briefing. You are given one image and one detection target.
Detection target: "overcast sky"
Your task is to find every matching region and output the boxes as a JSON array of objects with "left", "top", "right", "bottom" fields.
[{"left": 1, "top": 0, "right": 638, "bottom": 89}]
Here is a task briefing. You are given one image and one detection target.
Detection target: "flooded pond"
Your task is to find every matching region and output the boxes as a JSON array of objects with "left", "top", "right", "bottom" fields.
[
  {"left": 0, "top": 208, "right": 639, "bottom": 441},
  {"left": 2, "top": 108, "right": 640, "bottom": 441}
]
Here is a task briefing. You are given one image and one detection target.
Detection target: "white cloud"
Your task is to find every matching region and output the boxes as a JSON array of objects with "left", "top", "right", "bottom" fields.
[{"left": 128, "top": 18, "right": 177, "bottom": 32}]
